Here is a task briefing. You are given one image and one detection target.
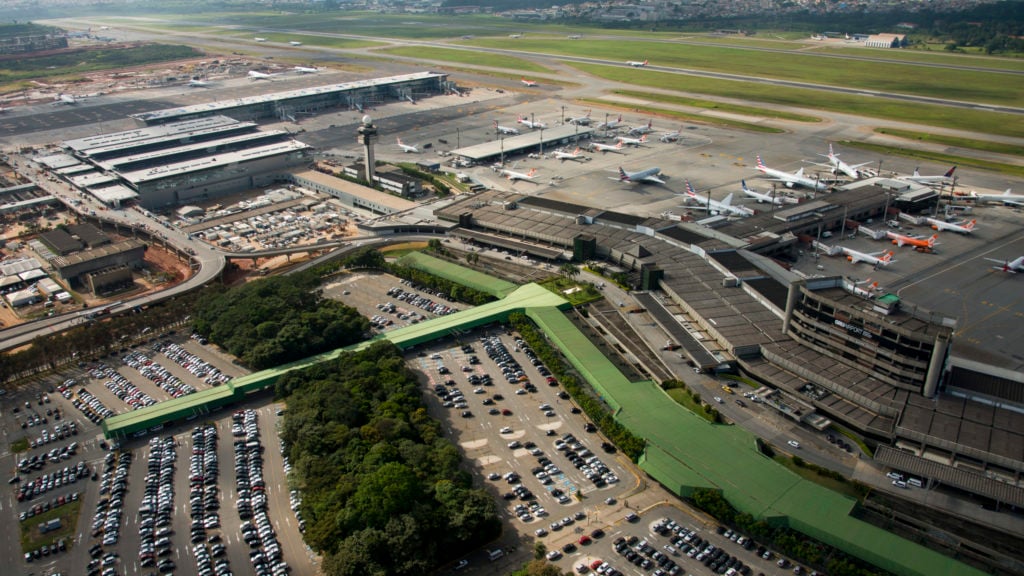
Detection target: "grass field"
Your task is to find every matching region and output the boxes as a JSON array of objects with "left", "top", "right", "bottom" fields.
[
  {"left": 577, "top": 97, "right": 785, "bottom": 134},
  {"left": 0, "top": 44, "right": 201, "bottom": 88},
  {"left": 814, "top": 45, "right": 1024, "bottom": 71},
  {"left": 10, "top": 437, "right": 29, "bottom": 452},
  {"left": 380, "top": 242, "right": 429, "bottom": 258},
  {"left": 666, "top": 387, "right": 718, "bottom": 423},
  {"left": 224, "top": 31, "right": 383, "bottom": 50},
  {"left": 613, "top": 89, "right": 821, "bottom": 123},
  {"left": 537, "top": 277, "right": 602, "bottom": 306},
  {"left": 840, "top": 140, "right": 1024, "bottom": 178},
  {"left": 379, "top": 46, "right": 553, "bottom": 74},
  {"left": 20, "top": 500, "right": 81, "bottom": 553},
  {"left": 874, "top": 128, "right": 1024, "bottom": 156},
  {"left": 460, "top": 37, "right": 1021, "bottom": 107},
  {"left": 571, "top": 63, "right": 1024, "bottom": 139}
]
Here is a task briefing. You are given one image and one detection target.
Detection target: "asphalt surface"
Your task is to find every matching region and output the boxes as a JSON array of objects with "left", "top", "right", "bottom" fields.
[{"left": 1, "top": 337, "right": 319, "bottom": 576}]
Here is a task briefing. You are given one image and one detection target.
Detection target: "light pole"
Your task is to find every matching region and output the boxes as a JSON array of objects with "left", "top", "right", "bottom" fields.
[
  {"left": 500, "top": 136, "right": 504, "bottom": 166},
  {"left": 561, "top": 105, "right": 565, "bottom": 124},
  {"left": 604, "top": 112, "right": 609, "bottom": 137},
  {"left": 539, "top": 127, "right": 544, "bottom": 156},
  {"left": 456, "top": 128, "right": 460, "bottom": 149}
]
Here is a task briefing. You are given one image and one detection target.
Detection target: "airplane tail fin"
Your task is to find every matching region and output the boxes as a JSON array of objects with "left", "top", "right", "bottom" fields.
[
  {"left": 643, "top": 60, "right": 648, "bottom": 65},
  {"left": 396, "top": 138, "right": 402, "bottom": 145},
  {"left": 527, "top": 168, "right": 537, "bottom": 177},
  {"left": 945, "top": 166, "right": 957, "bottom": 178},
  {"left": 881, "top": 251, "right": 894, "bottom": 262},
  {"left": 913, "top": 167, "right": 921, "bottom": 177},
  {"left": 741, "top": 180, "right": 747, "bottom": 190},
  {"left": 927, "top": 234, "right": 938, "bottom": 247},
  {"left": 614, "top": 141, "right": 623, "bottom": 149},
  {"left": 573, "top": 147, "right": 580, "bottom": 154},
  {"left": 617, "top": 114, "right": 622, "bottom": 122},
  {"left": 646, "top": 119, "right": 652, "bottom": 128},
  {"left": 618, "top": 167, "right": 629, "bottom": 181},
  {"left": 640, "top": 135, "right": 647, "bottom": 143},
  {"left": 722, "top": 193, "right": 734, "bottom": 206},
  {"left": 685, "top": 179, "right": 696, "bottom": 196},
  {"left": 965, "top": 219, "right": 977, "bottom": 230},
  {"left": 829, "top": 143, "right": 836, "bottom": 157},
  {"left": 794, "top": 167, "right": 805, "bottom": 177},
  {"left": 756, "top": 155, "right": 766, "bottom": 170}
]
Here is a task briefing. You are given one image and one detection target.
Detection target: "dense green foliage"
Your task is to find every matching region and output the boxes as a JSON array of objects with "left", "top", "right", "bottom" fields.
[
  {"left": 192, "top": 272, "right": 368, "bottom": 369},
  {"left": 510, "top": 559, "right": 570, "bottom": 576},
  {"left": 690, "top": 489, "right": 885, "bottom": 576},
  {"left": 387, "top": 262, "right": 498, "bottom": 307},
  {"left": 276, "top": 342, "right": 501, "bottom": 576},
  {"left": 508, "top": 313, "right": 646, "bottom": 461}
]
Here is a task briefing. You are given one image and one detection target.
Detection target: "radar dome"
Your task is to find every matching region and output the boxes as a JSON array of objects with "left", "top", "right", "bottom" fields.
[{"left": 362, "top": 115, "right": 373, "bottom": 125}]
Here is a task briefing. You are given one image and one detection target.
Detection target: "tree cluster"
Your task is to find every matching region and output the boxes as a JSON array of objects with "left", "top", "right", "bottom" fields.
[
  {"left": 509, "top": 313, "right": 647, "bottom": 461},
  {"left": 191, "top": 272, "right": 368, "bottom": 370},
  {"left": 690, "top": 489, "right": 886, "bottom": 576},
  {"left": 275, "top": 342, "right": 501, "bottom": 576},
  {"left": 0, "top": 288, "right": 207, "bottom": 385},
  {"left": 386, "top": 260, "right": 498, "bottom": 307}
]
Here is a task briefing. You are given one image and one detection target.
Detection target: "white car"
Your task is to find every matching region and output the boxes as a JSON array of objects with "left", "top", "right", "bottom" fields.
[
  {"left": 787, "top": 440, "right": 801, "bottom": 449},
  {"left": 500, "top": 427, "right": 513, "bottom": 434}
]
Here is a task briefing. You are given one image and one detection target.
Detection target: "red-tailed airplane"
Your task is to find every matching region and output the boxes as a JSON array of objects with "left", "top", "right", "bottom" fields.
[
  {"left": 626, "top": 59, "right": 649, "bottom": 67},
  {"left": 520, "top": 77, "right": 538, "bottom": 87},
  {"left": 839, "top": 247, "right": 895, "bottom": 267},
  {"left": 986, "top": 256, "right": 1024, "bottom": 273}
]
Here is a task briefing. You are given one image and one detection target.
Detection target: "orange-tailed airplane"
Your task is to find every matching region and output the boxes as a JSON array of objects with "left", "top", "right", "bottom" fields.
[{"left": 887, "top": 232, "right": 938, "bottom": 250}]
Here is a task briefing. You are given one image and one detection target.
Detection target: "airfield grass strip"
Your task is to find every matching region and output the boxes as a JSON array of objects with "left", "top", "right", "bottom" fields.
[
  {"left": 577, "top": 97, "right": 784, "bottom": 134},
  {"left": 570, "top": 62, "right": 1024, "bottom": 139},
  {"left": 378, "top": 46, "right": 553, "bottom": 74},
  {"left": 612, "top": 89, "right": 820, "bottom": 123},
  {"left": 409, "top": 63, "right": 579, "bottom": 88},
  {"left": 839, "top": 140, "right": 1024, "bottom": 179},
  {"left": 874, "top": 128, "right": 1024, "bottom": 157}
]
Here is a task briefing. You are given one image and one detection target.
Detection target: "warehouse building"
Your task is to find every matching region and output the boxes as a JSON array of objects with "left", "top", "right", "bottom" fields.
[{"left": 52, "top": 239, "right": 147, "bottom": 285}]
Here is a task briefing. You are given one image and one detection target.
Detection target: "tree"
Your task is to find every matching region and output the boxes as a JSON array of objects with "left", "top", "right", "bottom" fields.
[{"left": 559, "top": 262, "right": 580, "bottom": 280}]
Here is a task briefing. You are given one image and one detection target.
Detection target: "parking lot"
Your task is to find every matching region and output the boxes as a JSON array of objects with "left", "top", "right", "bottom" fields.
[{"left": 3, "top": 335, "right": 318, "bottom": 576}]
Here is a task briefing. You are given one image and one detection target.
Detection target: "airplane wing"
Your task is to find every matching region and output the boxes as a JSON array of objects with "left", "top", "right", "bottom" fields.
[{"left": 644, "top": 175, "right": 666, "bottom": 185}]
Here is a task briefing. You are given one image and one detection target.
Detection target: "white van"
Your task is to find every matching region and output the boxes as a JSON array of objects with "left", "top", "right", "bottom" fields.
[
  {"left": 907, "top": 477, "right": 923, "bottom": 488},
  {"left": 892, "top": 480, "right": 908, "bottom": 489},
  {"left": 487, "top": 549, "right": 504, "bottom": 562}
]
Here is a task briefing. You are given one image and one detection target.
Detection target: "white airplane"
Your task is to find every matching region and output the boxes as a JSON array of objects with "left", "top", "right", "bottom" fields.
[
  {"left": 613, "top": 166, "right": 665, "bottom": 185},
  {"left": 567, "top": 109, "right": 591, "bottom": 126},
  {"left": 494, "top": 120, "right": 520, "bottom": 136},
  {"left": 851, "top": 278, "right": 880, "bottom": 298},
  {"left": 740, "top": 180, "right": 798, "bottom": 205},
  {"left": 970, "top": 188, "right": 1023, "bottom": 206},
  {"left": 293, "top": 66, "right": 319, "bottom": 74},
  {"left": 517, "top": 115, "right": 547, "bottom": 130},
  {"left": 254, "top": 37, "right": 267, "bottom": 42},
  {"left": 596, "top": 114, "right": 623, "bottom": 131},
  {"left": 590, "top": 141, "right": 626, "bottom": 154},
  {"left": 396, "top": 138, "right": 420, "bottom": 154},
  {"left": 904, "top": 166, "right": 956, "bottom": 185},
  {"left": 985, "top": 256, "right": 1024, "bottom": 273},
  {"left": 615, "top": 134, "right": 648, "bottom": 147},
  {"left": 925, "top": 217, "right": 977, "bottom": 234},
  {"left": 839, "top": 247, "right": 895, "bottom": 267},
  {"left": 627, "top": 119, "right": 655, "bottom": 136},
  {"left": 886, "top": 232, "right": 939, "bottom": 250},
  {"left": 247, "top": 70, "right": 275, "bottom": 81},
  {"left": 817, "top": 143, "right": 871, "bottom": 179},
  {"left": 188, "top": 79, "right": 211, "bottom": 88},
  {"left": 500, "top": 167, "right": 538, "bottom": 183},
  {"left": 520, "top": 77, "right": 538, "bottom": 87},
  {"left": 682, "top": 180, "right": 754, "bottom": 217},
  {"left": 626, "top": 59, "right": 649, "bottom": 67},
  {"left": 552, "top": 147, "right": 587, "bottom": 162},
  {"left": 55, "top": 93, "right": 80, "bottom": 105},
  {"left": 756, "top": 155, "right": 828, "bottom": 191},
  {"left": 289, "top": 41, "right": 303, "bottom": 46},
  {"left": 659, "top": 126, "right": 682, "bottom": 142}
]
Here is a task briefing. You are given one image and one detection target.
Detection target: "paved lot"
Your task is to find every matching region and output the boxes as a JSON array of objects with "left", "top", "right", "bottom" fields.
[{"left": 1, "top": 336, "right": 318, "bottom": 576}]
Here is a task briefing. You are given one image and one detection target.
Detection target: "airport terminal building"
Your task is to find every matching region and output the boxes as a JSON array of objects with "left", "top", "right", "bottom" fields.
[{"left": 436, "top": 187, "right": 1024, "bottom": 507}]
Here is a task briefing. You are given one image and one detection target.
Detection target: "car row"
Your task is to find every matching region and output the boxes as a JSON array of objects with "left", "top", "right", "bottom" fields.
[
  {"left": 18, "top": 437, "right": 78, "bottom": 471},
  {"left": 189, "top": 424, "right": 231, "bottom": 576},
  {"left": 137, "top": 435, "right": 178, "bottom": 573},
  {"left": 19, "top": 490, "right": 79, "bottom": 521},
  {"left": 386, "top": 285, "right": 459, "bottom": 317},
  {"left": 95, "top": 364, "right": 157, "bottom": 410},
  {"left": 122, "top": 350, "right": 197, "bottom": 398},
  {"left": 27, "top": 421, "right": 78, "bottom": 450},
  {"left": 554, "top": 432, "right": 619, "bottom": 488},
  {"left": 70, "top": 386, "right": 116, "bottom": 423},
  {"left": 24, "top": 538, "right": 68, "bottom": 564},
  {"left": 155, "top": 341, "right": 233, "bottom": 386},
  {"left": 90, "top": 450, "right": 131, "bottom": 554},
  {"left": 17, "top": 461, "right": 89, "bottom": 501},
  {"left": 233, "top": 409, "right": 290, "bottom": 576}
]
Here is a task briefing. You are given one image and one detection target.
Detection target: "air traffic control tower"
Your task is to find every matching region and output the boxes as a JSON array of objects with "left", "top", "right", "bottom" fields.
[{"left": 356, "top": 115, "right": 378, "bottom": 184}]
